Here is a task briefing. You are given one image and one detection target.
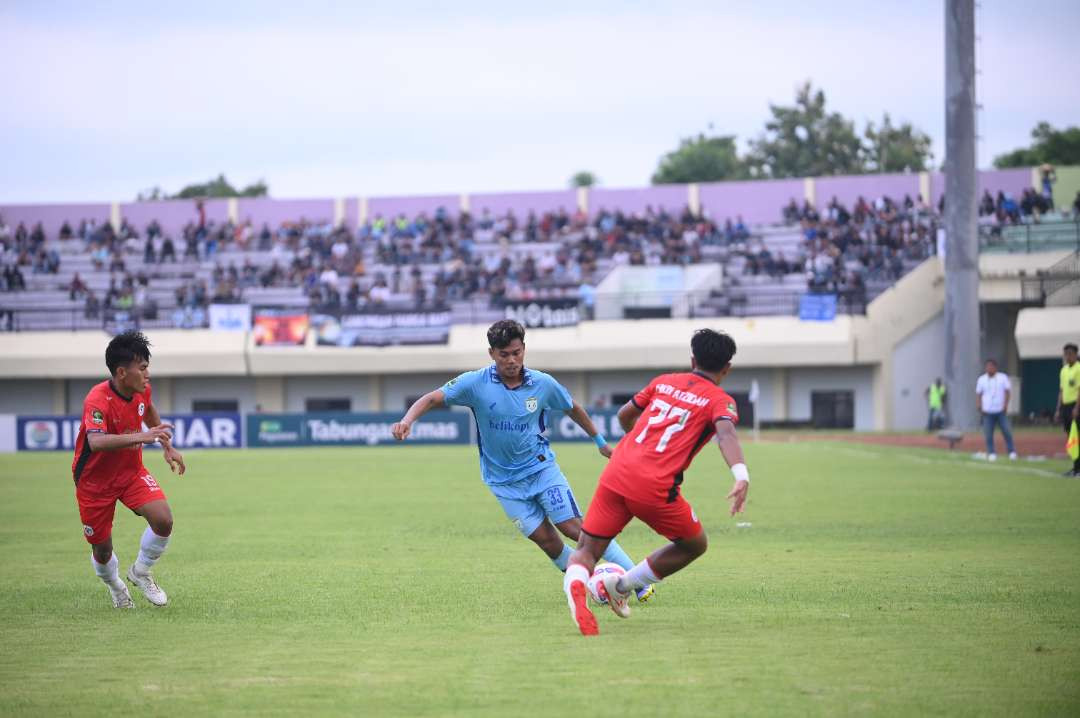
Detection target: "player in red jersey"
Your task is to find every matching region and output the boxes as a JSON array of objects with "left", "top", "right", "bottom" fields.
[
  {"left": 72, "top": 331, "right": 186, "bottom": 608},
  {"left": 562, "top": 329, "right": 749, "bottom": 635}
]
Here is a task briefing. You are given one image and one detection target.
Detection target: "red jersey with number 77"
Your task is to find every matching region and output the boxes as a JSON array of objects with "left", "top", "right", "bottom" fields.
[{"left": 600, "top": 372, "right": 738, "bottom": 503}]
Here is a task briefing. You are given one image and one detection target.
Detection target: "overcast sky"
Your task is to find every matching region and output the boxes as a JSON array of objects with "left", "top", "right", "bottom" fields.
[{"left": 2, "top": 0, "right": 1078, "bottom": 203}]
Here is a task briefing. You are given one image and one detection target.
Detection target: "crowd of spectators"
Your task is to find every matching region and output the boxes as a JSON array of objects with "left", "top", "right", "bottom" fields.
[
  {"left": 780, "top": 193, "right": 938, "bottom": 298},
  {"left": 4, "top": 178, "right": 1072, "bottom": 329}
]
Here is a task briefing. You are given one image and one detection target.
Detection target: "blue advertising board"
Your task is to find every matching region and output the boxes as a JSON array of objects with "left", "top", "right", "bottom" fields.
[
  {"left": 246, "top": 411, "right": 470, "bottom": 448},
  {"left": 543, "top": 409, "right": 627, "bottom": 443},
  {"left": 17, "top": 414, "right": 244, "bottom": 451},
  {"left": 799, "top": 293, "right": 838, "bottom": 321}
]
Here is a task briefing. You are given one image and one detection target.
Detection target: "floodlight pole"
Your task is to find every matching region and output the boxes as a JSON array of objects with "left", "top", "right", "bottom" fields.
[{"left": 944, "top": 0, "right": 980, "bottom": 431}]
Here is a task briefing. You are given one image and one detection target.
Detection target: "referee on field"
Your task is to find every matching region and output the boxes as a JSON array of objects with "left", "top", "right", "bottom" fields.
[{"left": 1054, "top": 342, "right": 1080, "bottom": 477}]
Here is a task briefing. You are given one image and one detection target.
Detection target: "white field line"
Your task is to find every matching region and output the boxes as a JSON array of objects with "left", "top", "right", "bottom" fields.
[{"left": 817, "top": 444, "right": 1065, "bottom": 479}]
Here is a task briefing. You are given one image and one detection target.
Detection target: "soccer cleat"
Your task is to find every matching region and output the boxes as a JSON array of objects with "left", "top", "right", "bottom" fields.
[
  {"left": 598, "top": 573, "right": 631, "bottom": 619},
  {"left": 566, "top": 579, "right": 598, "bottom": 636},
  {"left": 987, "top": 454, "right": 997, "bottom": 462},
  {"left": 109, "top": 583, "right": 135, "bottom": 609},
  {"left": 636, "top": 584, "right": 656, "bottom": 603},
  {"left": 127, "top": 565, "right": 168, "bottom": 606},
  {"left": 1008, "top": 452, "right": 1018, "bottom": 460}
]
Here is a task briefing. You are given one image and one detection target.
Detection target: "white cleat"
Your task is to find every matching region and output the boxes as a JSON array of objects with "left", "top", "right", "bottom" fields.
[
  {"left": 987, "top": 453, "right": 997, "bottom": 462},
  {"left": 1009, "top": 452, "right": 1018, "bottom": 460},
  {"left": 127, "top": 565, "right": 168, "bottom": 606},
  {"left": 110, "top": 583, "right": 135, "bottom": 609},
  {"left": 599, "top": 573, "right": 631, "bottom": 619}
]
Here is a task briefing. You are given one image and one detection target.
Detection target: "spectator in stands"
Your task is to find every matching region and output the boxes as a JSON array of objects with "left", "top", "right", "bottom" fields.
[
  {"left": 29, "top": 222, "right": 45, "bottom": 252},
  {"left": 368, "top": 275, "right": 391, "bottom": 306},
  {"left": 160, "top": 235, "right": 176, "bottom": 263},
  {"left": 1040, "top": 164, "right": 1056, "bottom": 210},
  {"left": 144, "top": 236, "right": 157, "bottom": 265},
  {"left": 59, "top": 220, "right": 73, "bottom": 240},
  {"left": 84, "top": 291, "right": 100, "bottom": 319},
  {"left": 1073, "top": 191, "right": 1080, "bottom": 218},
  {"left": 0, "top": 216, "right": 10, "bottom": 249},
  {"left": 2, "top": 265, "right": 26, "bottom": 291},
  {"left": 68, "top": 273, "right": 89, "bottom": 301}
]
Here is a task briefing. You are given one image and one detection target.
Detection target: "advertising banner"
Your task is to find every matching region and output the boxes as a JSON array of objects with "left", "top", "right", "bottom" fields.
[
  {"left": 500, "top": 299, "right": 580, "bottom": 328},
  {"left": 543, "top": 409, "right": 627, "bottom": 443},
  {"left": 253, "top": 310, "right": 309, "bottom": 346},
  {"left": 209, "top": 303, "right": 252, "bottom": 332},
  {"left": 246, "top": 411, "right": 470, "bottom": 448},
  {"left": 311, "top": 310, "right": 451, "bottom": 347},
  {"left": 16, "top": 414, "right": 243, "bottom": 451},
  {"left": 799, "top": 293, "right": 838, "bottom": 321}
]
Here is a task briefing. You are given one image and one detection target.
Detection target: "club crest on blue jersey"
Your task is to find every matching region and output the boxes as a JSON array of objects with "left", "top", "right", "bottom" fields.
[{"left": 525, "top": 397, "right": 538, "bottom": 413}]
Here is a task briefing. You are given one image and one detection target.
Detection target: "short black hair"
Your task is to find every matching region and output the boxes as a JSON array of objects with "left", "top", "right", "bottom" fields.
[
  {"left": 106, "top": 330, "right": 152, "bottom": 375},
  {"left": 1065, "top": 343, "right": 1078, "bottom": 353},
  {"left": 691, "top": 328, "right": 736, "bottom": 372},
  {"left": 488, "top": 319, "right": 525, "bottom": 349}
]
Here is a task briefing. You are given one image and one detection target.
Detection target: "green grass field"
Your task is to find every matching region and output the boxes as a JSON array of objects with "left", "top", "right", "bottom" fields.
[{"left": 1, "top": 442, "right": 1078, "bottom": 716}]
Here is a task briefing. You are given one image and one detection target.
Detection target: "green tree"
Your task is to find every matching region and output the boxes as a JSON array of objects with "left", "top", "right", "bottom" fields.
[
  {"left": 993, "top": 122, "right": 1080, "bottom": 168},
  {"left": 159, "top": 174, "right": 269, "bottom": 200},
  {"left": 569, "top": 171, "right": 598, "bottom": 188},
  {"left": 745, "top": 82, "right": 864, "bottom": 178},
  {"left": 651, "top": 134, "right": 747, "bottom": 184},
  {"left": 864, "top": 113, "right": 934, "bottom": 173}
]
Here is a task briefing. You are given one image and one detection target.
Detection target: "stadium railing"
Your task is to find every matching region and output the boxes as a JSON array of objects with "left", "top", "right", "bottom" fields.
[{"left": 978, "top": 217, "right": 1080, "bottom": 254}]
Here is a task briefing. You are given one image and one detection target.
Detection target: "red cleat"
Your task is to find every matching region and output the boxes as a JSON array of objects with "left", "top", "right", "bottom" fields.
[{"left": 567, "top": 580, "right": 599, "bottom": 636}]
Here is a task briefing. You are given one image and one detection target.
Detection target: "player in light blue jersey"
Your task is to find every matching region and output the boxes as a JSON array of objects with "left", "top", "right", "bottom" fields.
[{"left": 391, "top": 319, "right": 653, "bottom": 601}]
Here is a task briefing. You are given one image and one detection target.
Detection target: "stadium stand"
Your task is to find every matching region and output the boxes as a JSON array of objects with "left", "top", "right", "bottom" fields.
[{"left": 3, "top": 169, "right": 1077, "bottom": 332}]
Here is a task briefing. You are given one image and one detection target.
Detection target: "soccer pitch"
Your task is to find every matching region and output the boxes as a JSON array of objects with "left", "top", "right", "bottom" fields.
[{"left": 1, "top": 441, "right": 1078, "bottom": 716}]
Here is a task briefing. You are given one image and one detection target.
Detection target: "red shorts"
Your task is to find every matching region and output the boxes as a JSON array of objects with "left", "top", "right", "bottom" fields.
[
  {"left": 582, "top": 483, "right": 703, "bottom": 542},
  {"left": 75, "top": 473, "right": 166, "bottom": 545}
]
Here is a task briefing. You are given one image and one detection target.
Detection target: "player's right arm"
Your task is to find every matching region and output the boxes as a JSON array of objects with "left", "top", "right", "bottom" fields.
[
  {"left": 81, "top": 393, "right": 173, "bottom": 452},
  {"left": 617, "top": 378, "right": 657, "bottom": 433},
  {"left": 391, "top": 389, "right": 446, "bottom": 441},
  {"left": 87, "top": 425, "right": 174, "bottom": 452},
  {"left": 715, "top": 418, "right": 749, "bottom": 516}
]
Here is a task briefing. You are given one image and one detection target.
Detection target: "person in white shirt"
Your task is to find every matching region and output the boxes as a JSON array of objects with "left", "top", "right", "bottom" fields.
[{"left": 975, "top": 359, "right": 1017, "bottom": 461}]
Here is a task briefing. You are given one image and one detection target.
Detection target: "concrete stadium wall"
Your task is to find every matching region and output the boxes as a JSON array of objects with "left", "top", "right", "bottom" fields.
[
  {"left": 284, "top": 375, "right": 377, "bottom": 413},
  {"left": 698, "top": 178, "right": 803, "bottom": 225},
  {"left": 890, "top": 311, "right": 946, "bottom": 430},
  {"left": 816, "top": 172, "right": 920, "bottom": 208},
  {"left": 237, "top": 198, "right": 334, "bottom": 227},
  {"left": 119, "top": 199, "right": 228, "bottom": 239},
  {"left": 469, "top": 190, "right": 578, "bottom": 218},
  {"left": 787, "top": 366, "right": 876, "bottom": 431},
  {"left": 0, "top": 380, "right": 56, "bottom": 414},
  {"left": 171, "top": 376, "right": 259, "bottom": 414},
  {"left": 1, "top": 203, "right": 110, "bottom": 239},
  {"left": 588, "top": 185, "right": 690, "bottom": 217},
  {"left": 367, "top": 194, "right": 460, "bottom": 221},
  {"left": 4, "top": 167, "right": 1061, "bottom": 236}
]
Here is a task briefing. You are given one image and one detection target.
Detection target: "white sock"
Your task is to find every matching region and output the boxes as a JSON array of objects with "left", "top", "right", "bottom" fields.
[
  {"left": 618, "top": 559, "right": 661, "bottom": 593},
  {"left": 134, "top": 527, "right": 170, "bottom": 575},
  {"left": 91, "top": 552, "right": 124, "bottom": 591},
  {"left": 563, "top": 563, "right": 590, "bottom": 597}
]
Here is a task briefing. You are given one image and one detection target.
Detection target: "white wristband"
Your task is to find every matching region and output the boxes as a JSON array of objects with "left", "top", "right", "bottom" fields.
[{"left": 731, "top": 463, "right": 749, "bottom": 483}]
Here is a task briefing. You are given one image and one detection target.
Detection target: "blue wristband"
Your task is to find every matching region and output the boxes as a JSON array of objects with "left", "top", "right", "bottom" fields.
[{"left": 593, "top": 434, "right": 608, "bottom": 448}]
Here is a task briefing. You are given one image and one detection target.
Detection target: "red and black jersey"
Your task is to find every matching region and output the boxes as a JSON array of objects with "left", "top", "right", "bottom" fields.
[
  {"left": 71, "top": 380, "right": 152, "bottom": 489},
  {"left": 601, "top": 372, "right": 738, "bottom": 503}
]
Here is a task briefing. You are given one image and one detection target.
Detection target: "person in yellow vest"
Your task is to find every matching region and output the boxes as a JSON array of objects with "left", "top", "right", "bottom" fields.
[
  {"left": 925, "top": 377, "right": 947, "bottom": 431},
  {"left": 1054, "top": 342, "right": 1080, "bottom": 477}
]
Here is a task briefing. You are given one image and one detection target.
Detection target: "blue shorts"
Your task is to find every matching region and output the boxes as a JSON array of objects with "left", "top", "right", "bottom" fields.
[{"left": 487, "top": 463, "right": 582, "bottom": 537}]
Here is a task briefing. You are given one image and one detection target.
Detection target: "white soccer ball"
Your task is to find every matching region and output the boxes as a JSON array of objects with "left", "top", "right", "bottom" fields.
[{"left": 587, "top": 563, "right": 626, "bottom": 605}]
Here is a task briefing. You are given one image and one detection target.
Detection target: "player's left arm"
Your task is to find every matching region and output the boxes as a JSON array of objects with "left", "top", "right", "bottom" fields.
[
  {"left": 565, "top": 401, "right": 613, "bottom": 459},
  {"left": 546, "top": 376, "right": 612, "bottom": 458},
  {"left": 145, "top": 401, "right": 186, "bottom": 476},
  {"left": 715, "top": 419, "right": 748, "bottom": 516}
]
